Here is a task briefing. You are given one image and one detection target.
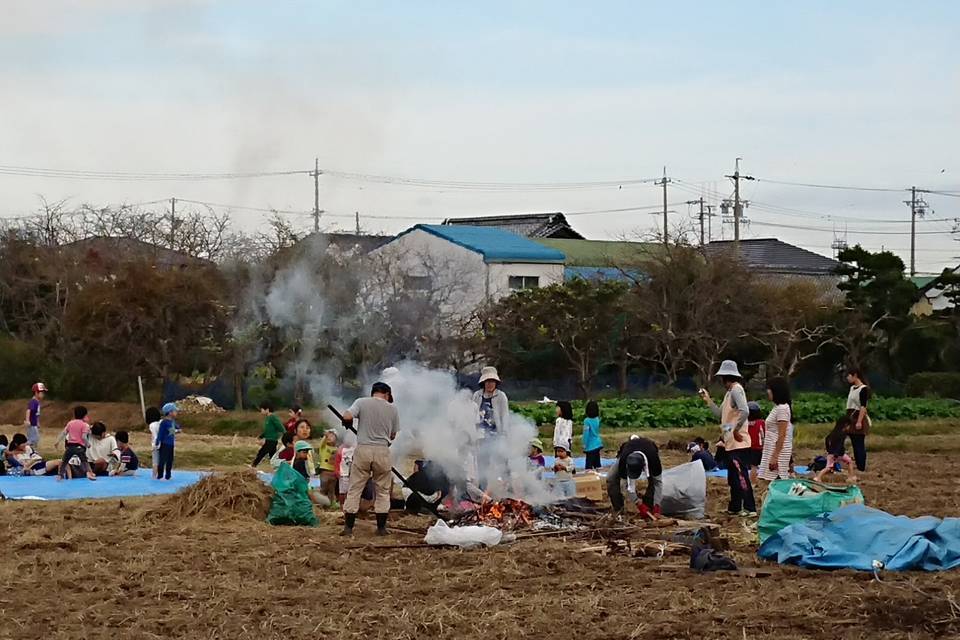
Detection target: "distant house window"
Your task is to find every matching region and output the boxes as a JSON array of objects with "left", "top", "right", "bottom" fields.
[
  {"left": 508, "top": 275, "right": 540, "bottom": 290},
  {"left": 404, "top": 275, "right": 432, "bottom": 291}
]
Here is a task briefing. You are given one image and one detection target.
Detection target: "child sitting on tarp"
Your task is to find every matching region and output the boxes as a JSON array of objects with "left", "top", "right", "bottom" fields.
[
  {"left": 111, "top": 431, "right": 139, "bottom": 476},
  {"left": 814, "top": 416, "right": 859, "bottom": 484},
  {"left": 688, "top": 439, "right": 717, "bottom": 471},
  {"left": 552, "top": 444, "right": 576, "bottom": 498}
]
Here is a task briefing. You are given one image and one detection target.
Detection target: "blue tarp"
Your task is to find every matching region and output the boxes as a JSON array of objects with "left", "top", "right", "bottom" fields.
[
  {"left": 758, "top": 504, "right": 960, "bottom": 571},
  {"left": 542, "top": 455, "right": 615, "bottom": 471},
  {"left": 0, "top": 470, "right": 205, "bottom": 501}
]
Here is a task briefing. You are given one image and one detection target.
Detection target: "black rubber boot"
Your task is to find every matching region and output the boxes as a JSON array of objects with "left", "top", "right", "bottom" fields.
[
  {"left": 340, "top": 513, "right": 356, "bottom": 537},
  {"left": 375, "top": 513, "right": 388, "bottom": 536}
]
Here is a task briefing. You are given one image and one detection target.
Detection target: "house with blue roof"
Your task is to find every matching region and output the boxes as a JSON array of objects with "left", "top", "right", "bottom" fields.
[{"left": 370, "top": 224, "right": 566, "bottom": 311}]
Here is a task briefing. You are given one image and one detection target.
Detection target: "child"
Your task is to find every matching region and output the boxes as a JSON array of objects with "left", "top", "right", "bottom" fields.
[
  {"left": 553, "top": 401, "right": 574, "bottom": 452},
  {"left": 552, "top": 444, "right": 576, "bottom": 498},
  {"left": 271, "top": 432, "right": 296, "bottom": 468},
  {"left": 292, "top": 440, "right": 330, "bottom": 507},
  {"left": 815, "top": 416, "right": 859, "bottom": 483},
  {"left": 528, "top": 438, "right": 546, "bottom": 480},
  {"left": 582, "top": 400, "right": 603, "bottom": 471},
  {"left": 87, "top": 422, "right": 121, "bottom": 476},
  {"left": 7, "top": 433, "right": 59, "bottom": 476},
  {"left": 316, "top": 428, "right": 339, "bottom": 507},
  {"left": 58, "top": 406, "right": 96, "bottom": 481},
  {"left": 112, "top": 431, "right": 139, "bottom": 476},
  {"left": 252, "top": 402, "right": 285, "bottom": 468},
  {"left": 688, "top": 439, "right": 718, "bottom": 471},
  {"left": 25, "top": 382, "right": 47, "bottom": 449},
  {"left": 0, "top": 434, "right": 7, "bottom": 475},
  {"left": 747, "top": 401, "right": 765, "bottom": 481},
  {"left": 144, "top": 406, "right": 162, "bottom": 478},
  {"left": 155, "top": 402, "right": 179, "bottom": 480},
  {"left": 285, "top": 404, "right": 303, "bottom": 436},
  {"left": 334, "top": 434, "right": 357, "bottom": 509}
]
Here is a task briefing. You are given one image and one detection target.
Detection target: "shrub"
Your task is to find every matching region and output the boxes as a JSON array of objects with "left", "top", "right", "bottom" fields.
[{"left": 906, "top": 372, "right": 960, "bottom": 400}]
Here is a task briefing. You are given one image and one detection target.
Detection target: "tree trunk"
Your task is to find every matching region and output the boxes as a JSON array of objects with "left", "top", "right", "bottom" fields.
[{"left": 617, "top": 354, "right": 629, "bottom": 396}]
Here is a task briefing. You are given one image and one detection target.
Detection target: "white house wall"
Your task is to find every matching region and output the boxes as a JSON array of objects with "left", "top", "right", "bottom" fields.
[
  {"left": 369, "top": 228, "right": 487, "bottom": 314},
  {"left": 487, "top": 262, "right": 565, "bottom": 299}
]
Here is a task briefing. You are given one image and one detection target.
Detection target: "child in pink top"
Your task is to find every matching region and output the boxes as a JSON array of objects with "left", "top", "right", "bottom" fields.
[{"left": 57, "top": 406, "right": 96, "bottom": 481}]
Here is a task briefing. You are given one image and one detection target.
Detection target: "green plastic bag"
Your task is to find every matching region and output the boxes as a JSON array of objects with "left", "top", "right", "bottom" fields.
[
  {"left": 758, "top": 479, "right": 864, "bottom": 543},
  {"left": 266, "top": 463, "right": 319, "bottom": 527}
]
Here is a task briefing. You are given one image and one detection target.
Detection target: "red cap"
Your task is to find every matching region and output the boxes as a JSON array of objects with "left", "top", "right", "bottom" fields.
[{"left": 32, "top": 382, "right": 48, "bottom": 394}]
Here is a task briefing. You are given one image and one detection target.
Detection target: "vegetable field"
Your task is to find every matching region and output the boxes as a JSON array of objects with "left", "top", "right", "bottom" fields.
[{"left": 512, "top": 394, "right": 960, "bottom": 429}]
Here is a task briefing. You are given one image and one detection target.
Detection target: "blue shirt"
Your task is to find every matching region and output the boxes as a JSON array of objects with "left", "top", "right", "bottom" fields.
[
  {"left": 156, "top": 418, "right": 178, "bottom": 447},
  {"left": 582, "top": 417, "right": 603, "bottom": 452},
  {"left": 692, "top": 450, "right": 717, "bottom": 471},
  {"left": 478, "top": 396, "right": 496, "bottom": 433},
  {"left": 28, "top": 398, "right": 40, "bottom": 427},
  {"left": 120, "top": 447, "right": 140, "bottom": 471}
]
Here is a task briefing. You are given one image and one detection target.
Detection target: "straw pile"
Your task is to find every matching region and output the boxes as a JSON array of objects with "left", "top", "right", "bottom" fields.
[{"left": 140, "top": 470, "right": 274, "bottom": 521}]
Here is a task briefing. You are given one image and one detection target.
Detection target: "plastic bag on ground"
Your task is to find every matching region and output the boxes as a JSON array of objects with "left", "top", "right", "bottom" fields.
[
  {"left": 758, "top": 478, "right": 864, "bottom": 543},
  {"left": 266, "top": 463, "right": 319, "bottom": 527},
  {"left": 424, "top": 519, "right": 503, "bottom": 548},
  {"left": 660, "top": 460, "right": 707, "bottom": 519}
]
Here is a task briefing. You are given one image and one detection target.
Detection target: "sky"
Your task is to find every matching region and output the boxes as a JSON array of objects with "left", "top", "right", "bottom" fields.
[{"left": 2, "top": 0, "right": 959, "bottom": 273}]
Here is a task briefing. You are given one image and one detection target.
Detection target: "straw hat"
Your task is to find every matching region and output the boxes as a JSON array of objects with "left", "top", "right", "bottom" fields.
[
  {"left": 714, "top": 360, "right": 742, "bottom": 378},
  {"left": 478, "top": 366, "right": 501, "bottom": 384}
]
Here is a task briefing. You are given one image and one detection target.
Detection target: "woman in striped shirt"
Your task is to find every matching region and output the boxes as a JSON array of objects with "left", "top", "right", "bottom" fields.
[{"left": 758, "top": 377, "right": 794, "bottom": 482}]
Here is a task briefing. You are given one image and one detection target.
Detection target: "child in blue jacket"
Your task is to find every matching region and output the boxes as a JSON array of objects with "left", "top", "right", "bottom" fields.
[
  {"left": 582, "top": 400, "right": 603, "bottom": 470},
  {"left": 155, "top": 402, "right": 180, "bottom": 480}
]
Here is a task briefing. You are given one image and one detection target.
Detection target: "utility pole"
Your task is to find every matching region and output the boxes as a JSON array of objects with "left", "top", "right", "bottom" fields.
[
  {"left": 312, "top": 158, "right": 321, "bottom": 233},
  {"left": 904, "top": 186, "right": 929, "bottom": 277},
  {"left": 706, "top": 204, "right": 715, "bottom": 243},
  {"left": 355, "top": 211, "right": 361, "bottom": 235},
  {"left": 687, "top": 198, "right": 706, "bottom": 246},
  {"left": 654, "top": 167, "right": 671, "bottom": 244},
  {"left": 724, "top": 158, "right": 754, "bottom": 245},
  {"left": 169, "top": 197, "right": 176, "bottom": 249}
]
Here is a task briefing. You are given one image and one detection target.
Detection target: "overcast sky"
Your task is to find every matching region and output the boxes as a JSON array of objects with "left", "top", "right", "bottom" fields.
[{"left": 3, "top": 1, "right": 958, "bottom": 272}]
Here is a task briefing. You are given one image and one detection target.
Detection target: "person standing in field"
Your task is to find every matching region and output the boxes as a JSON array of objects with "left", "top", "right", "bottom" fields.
[
  {"left": 845, "top": 367, "right": 871, "bottom": 473},
  {"left": 339, "top": 382, "right": 399, "bottom": 537},
  {"left": 552, "top": 401, "right": 574, "bottom": 453},
  {"left": 155, "top": 402, "right": 180, "bottom": 481},
  {"left": 758, "top": 377, "right": 794, "bottom": 483},
  {"left": 25, "top": 382, "right": 47, "bottom": 449},
  {"left": 582, "top": 400, "right": 604, "bottom": 471},
  {"left": 252, "top": 402, "right": 285, "bottom": 468},
  {"left": 144, "top": 406, "right": 162, "bottom": 479},
  {"left": 472, "top": 367, "right": 509, "bottom": 487},
  {"left": 700, "top": 360, "right": 756, "bottom": 516}
]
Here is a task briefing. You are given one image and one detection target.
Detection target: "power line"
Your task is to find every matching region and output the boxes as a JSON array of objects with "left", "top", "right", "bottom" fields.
[
  {"left": 752, "top": 177, "right": 906, "bottom": 193},
  {"left": 747, "top": 218, "right": 948, "bottom": 236},
  {"left": 0, "top": 165, "right": 308, "bottom": 182},
  {"left": 320, "top": 168, "right": 662, "bottom": 191}
]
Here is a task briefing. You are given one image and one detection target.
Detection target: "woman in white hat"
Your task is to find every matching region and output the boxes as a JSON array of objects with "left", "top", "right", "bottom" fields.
[
  {"left": 699, "top": 360, "right": 756, "bottom": 516},
  {"left": 472, "top": 366, "right": 509, "bottom": 488}
]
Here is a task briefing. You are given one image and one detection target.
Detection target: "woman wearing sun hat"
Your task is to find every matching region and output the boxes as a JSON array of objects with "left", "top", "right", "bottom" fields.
[
  {"left": 471, "top": 366, "right": 509, "bottom": 488},
  {"left": 699, "top": 360, "right": 756, "bottom": 516}
]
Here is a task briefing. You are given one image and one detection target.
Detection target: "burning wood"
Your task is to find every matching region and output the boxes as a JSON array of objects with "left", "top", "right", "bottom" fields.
[{"left": 451, "top": 497, "right": 536, "bottom": 531}]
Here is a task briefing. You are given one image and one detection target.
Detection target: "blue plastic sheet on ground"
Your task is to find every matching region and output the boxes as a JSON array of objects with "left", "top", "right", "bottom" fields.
[
  {"left": 542, "top": 455, "right": 614, "bottom": 470},
  {"left": 758, "top": 504, "right": 960, "bottom": 571},
  {"left": 0, "top": 470, "right": 205, "bottom": 501},
  {"left": 705, "top": 465, "right": 808, "bottom": 478}
]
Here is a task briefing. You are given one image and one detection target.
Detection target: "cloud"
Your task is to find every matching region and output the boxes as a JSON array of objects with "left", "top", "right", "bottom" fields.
[{"left": 3, "top": 0, "right": 209, "bottom": 36}]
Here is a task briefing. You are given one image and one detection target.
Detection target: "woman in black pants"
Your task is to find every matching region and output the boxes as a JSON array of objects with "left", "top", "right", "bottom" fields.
[{"left": 845, "top": 367, "right": 871, "bottom": 472}]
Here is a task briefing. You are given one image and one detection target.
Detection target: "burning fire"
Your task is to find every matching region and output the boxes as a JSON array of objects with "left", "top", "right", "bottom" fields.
[{"left": 474, "top": 496, "right": 535, "bottom": 529}]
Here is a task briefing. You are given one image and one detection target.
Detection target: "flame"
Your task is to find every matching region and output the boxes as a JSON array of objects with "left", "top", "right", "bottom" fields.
[{"left": 472, "top": 497, "right": 534, "bottom": 529}]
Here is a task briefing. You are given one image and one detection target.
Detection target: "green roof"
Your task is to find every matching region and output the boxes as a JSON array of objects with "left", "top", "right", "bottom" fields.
[
  {"left": 533, "top": 239, "right": 661, "bottom": 267},
  {"left": 910, "top": 276, "right": 937, "bottom": 288}
]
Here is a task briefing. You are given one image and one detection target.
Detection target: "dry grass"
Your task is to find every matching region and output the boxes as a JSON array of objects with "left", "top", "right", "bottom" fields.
[{"left": 139, "top": 469, "right": 273, "bottom": 521}]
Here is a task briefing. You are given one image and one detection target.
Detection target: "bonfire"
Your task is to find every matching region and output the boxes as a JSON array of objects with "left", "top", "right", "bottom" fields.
[{"left": 451, "top": 496, "right": 536, "bottom": 531}]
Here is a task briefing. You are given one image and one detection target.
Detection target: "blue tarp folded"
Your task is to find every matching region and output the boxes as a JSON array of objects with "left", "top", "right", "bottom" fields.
[
  {"left": 0, "top": 470, "right": 205, "bottom": 501},
  {"left": 758, "top": 504, "right": 960, "bottom": 571}
]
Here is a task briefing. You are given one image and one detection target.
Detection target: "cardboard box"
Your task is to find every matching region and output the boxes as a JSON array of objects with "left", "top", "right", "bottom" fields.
[{"left": 574, "top": 472, "right": 604, "bottom": 502}]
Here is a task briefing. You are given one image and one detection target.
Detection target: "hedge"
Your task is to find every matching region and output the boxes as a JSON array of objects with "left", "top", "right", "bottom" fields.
[
  {"left": 906, "top": 372, "right": 960, "bottom": 400},
  {"left": 511, "top": 393, "right": 960, "bottom": 429}
]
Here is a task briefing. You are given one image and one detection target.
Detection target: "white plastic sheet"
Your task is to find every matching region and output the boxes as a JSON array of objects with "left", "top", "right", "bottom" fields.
[
  {"left": 660, "top": 460, "right": 707, "bottom": 519},
  {"left": 424, "top": 519, "right": 503, "bottom": 548}
]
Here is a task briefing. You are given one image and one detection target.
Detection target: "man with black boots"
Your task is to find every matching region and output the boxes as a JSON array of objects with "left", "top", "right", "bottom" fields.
[
  {"left": 607, "top": 435, "right": 663, "bottom": 520},
  {"left": 339, "top": 381, "right": 400, "bottom": 536}
]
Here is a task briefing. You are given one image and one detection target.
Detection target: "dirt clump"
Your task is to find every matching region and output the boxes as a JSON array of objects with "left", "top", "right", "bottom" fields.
[{"left": 140, "top": 469, "right": 273, "bottom": 521}]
